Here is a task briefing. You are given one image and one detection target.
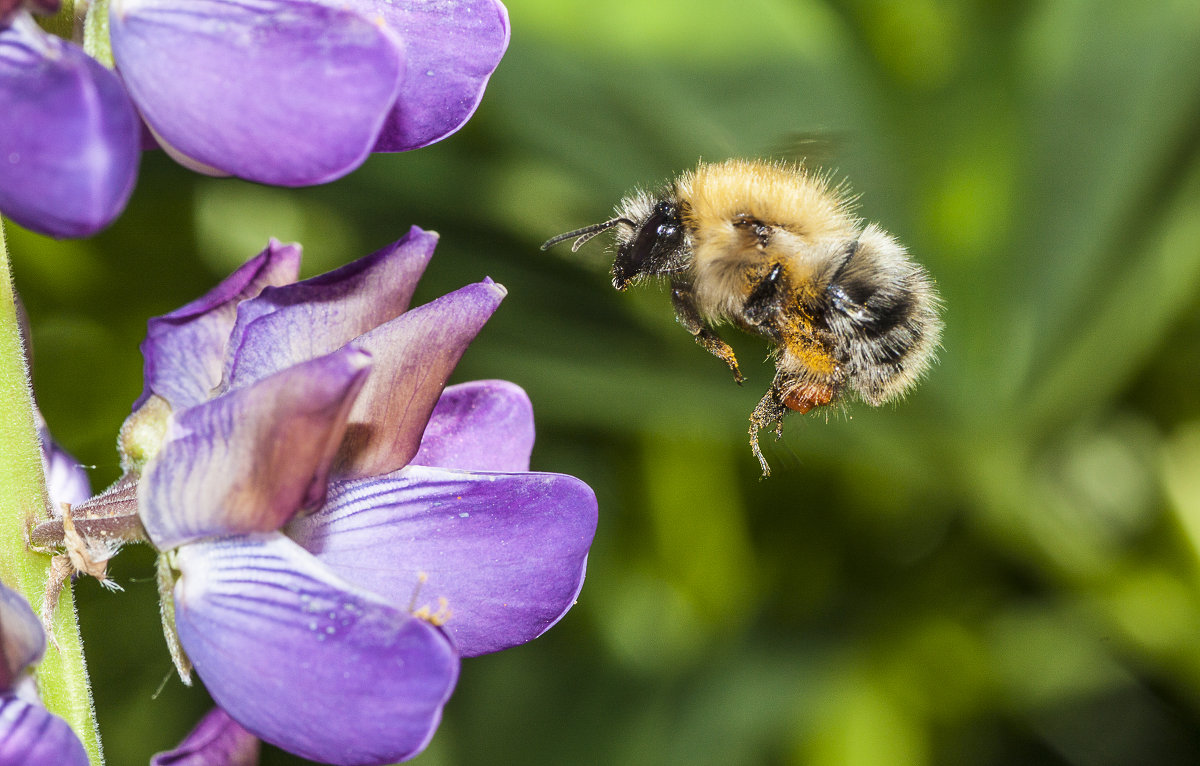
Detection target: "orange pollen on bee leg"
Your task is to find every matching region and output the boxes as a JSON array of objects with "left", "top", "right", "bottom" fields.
[{"left": 783, "top": 384, "right": 835, "bottom": 414}]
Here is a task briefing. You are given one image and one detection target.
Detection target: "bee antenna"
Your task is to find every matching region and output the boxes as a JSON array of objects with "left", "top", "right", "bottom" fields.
[{"left": 540, "top": 218, "right": 633, "bottom": 251}]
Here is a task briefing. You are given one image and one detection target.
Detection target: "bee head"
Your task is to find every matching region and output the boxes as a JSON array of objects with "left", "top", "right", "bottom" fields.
[
  {"left": 541, "top": 196, "right": 687, "bottom": 290},
  {"left": 611, "top": 200, "right": 684, "bottom": 290}
]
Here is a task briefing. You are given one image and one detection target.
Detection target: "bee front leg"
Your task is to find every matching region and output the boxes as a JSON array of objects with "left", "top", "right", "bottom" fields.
[{"left": 671, "top": 281, "right": 744, "bottom": 384}]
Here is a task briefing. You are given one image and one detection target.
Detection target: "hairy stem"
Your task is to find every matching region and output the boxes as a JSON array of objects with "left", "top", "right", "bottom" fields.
[{"left": 0, "top": 223, "right": 104, "bottom": 765}]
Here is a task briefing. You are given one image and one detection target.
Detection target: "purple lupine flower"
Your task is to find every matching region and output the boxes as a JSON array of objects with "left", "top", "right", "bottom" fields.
[
  {"left": 108, "top": 228, "right": 597, "bottom": 765},
  {"left": 0, "top": 12, "right": 140, "bottom": 238},
  {"left": 150, "top": 707, "right": 259, "bottom": 766},
  {"left": 0, "top": 582, "right": 89, "bottom": 766},
  {"left": 0, "top": 0, "right": 507, "bottom": 237}
]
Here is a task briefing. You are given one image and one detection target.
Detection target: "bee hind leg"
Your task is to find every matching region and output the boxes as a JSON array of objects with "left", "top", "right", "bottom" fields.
[
  {"left": 671, "top": 282, "right": 744, "bottom": 384},
  {"left": 748, "top": 387, "right": 789, "bottom": 477},
  {"left": 747, "top": 375, "right": 838, "bottom": 477}
]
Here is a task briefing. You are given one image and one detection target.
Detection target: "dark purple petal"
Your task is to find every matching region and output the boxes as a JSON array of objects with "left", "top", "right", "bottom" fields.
[
  {"left": 288, "top": 465, "right": 598, "bottom": 657},
  {"left": 0, "top": 696, "right": 89, "bottom": 766},
  {"left": 140, "top": 348, "right": 371, "bottom": 550},
  {"left": 222, "top": 228, "right": 438, "bottom": 391},
  {"left": 110, "top": 0, "right": 405, "bottom": 185},
  {"left": 0, "top": 583, "right": 43, "bottom": 690},
  {"left": 363, "top": 0, "right": 510, "bottom": 151},
  {"left": 150, "top": 708, "right": 259, "bottom": 766},
  {"left": 138, "top": 240, "right": 300, "bottom": 411},
  {"left": 0, "top": 16, "right": 139, "bottom": 238},
  {"left": 335, "top": 279, "right": 507, "bottom": 479},
  {"left": 173, "top": 534, "right": 457, "bottom": 765},
  {"left": 0, "top": 0, "right": 20, "bottom": 26},
  {"left": 412, "top": 380, "right": 534, "bottom": 472},
  {"left": 0, "top": 0, "right": 57, "bottom": 22}
]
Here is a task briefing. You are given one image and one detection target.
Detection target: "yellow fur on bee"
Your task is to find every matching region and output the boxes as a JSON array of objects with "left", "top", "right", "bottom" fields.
[
  {"left": 677, "top": 159, "right": 856, "bottom": 243},
  {"left": 776, "top": 310, "right": 840, "bottom": 377},
  {"left": 680, "top": 159, "right": 858, "bottom": 324}
]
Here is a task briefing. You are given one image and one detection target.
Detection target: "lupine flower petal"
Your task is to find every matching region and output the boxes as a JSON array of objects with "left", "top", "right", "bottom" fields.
[
  {"left": 141, "top": 348, "right": 371, "bottom": 550},
  {"left": 36, "top": 414, "right": 91, "bottom": 511},
  {"left": 413, "top": 380, "right": 534, "bottom": 472},
  {"left": 288, "top": 464, "right": 598, "bottom": 656},
  {"left": 110, "top": 0, "right": 406, "bottom": 185},
  {"left": 0, "top": 15, "right": 139, "bottom": 237},
  {"left": 150, "top": 708, "right": 259, "bottom": 766},
  {"left": 222, "top": 228, "right": 438, "bottom": 391},
  {"left": 0, "top": 696, "right": 89, "bottom": 766},
  {"left": 364, "top": 0, "right": 510, "bottom": 151},
  {"left": 120, "top": 234, "right": 594, "bottom": 763},
  {"left": 0, "top": 583, "right": 44, "bottom": 690},
  {"left": 138, "top": 240, "right": 300, "bottom": 411},
  {"left": 335, "top": 279, "right": 507, "bottom": 479},
  {"left": 0, "top": 584, "right": 88, "bottom": 766},
  {"left": 173, "top": 534, "right": 457, "bottom": 765}
]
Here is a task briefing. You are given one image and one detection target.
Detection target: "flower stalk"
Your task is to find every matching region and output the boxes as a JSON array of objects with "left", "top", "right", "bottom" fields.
[{"left": 0, "top": 225, "right": 104, "bottom": 765}]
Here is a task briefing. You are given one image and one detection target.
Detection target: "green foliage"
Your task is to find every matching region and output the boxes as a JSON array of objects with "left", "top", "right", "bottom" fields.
[{"left": 11, "top": 0, "right": 1200, "bottom": 763}]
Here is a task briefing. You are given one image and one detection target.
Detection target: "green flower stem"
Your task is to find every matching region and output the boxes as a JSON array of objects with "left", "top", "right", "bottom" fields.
[
  {"left": 0, "top": 225, "right": 104, "bottom": 765},
  {"left": 82, "top": 0, "right": 114, "bottom": 68},
  {"left": 38, "top": 0, "right": 77, "bottom": 42}
]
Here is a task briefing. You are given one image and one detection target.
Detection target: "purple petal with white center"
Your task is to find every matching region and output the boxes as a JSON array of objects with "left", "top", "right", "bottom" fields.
[
  {"left": 0, "top": 696, "right": 89, "bottom": 766},
  {"left": 173, "top": 534, "right": 457, "bottom": 765},
  {"left": 334, "top": 279, "right": 507, "bottom": 479},
  {"left": 110, "top": 0, "right": 405, "bottom": 185},
  {"left": 288, "top": 464, "right": 598, "bottom": 657},
  {"left": 138, "top": 240, "right": 300, "bottom": 411},
  {"left": 222, "top": 228, "right": 438, "bottom": 391},
  {"left": 150, "top": 708, "right": 259, "bottom": 766},
  {"left": 413, "top": 380, "right": 534, "bottom": 472},
  {"left": 359, "top": 0, "right": 510, "bottom": 151},
  {"left": 0, "top": 583, "right": 44, "bottom": 690},
  {"left": 140, "top": 348, "right": 371, "bottom": 551},
  {"left": 0, "top": 16, "right": 139, "bottom": 238}
]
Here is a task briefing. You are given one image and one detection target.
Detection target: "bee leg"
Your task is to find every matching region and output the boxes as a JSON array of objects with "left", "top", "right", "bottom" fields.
[
  {"left": 743, "top": 262, "right": 785, "bottom": 327},
  {"left": 748, "top": 386, "right": 789, "bottom": 477},
  {"left": 671, "top": 281, "right": 744, "bottom": 384}
]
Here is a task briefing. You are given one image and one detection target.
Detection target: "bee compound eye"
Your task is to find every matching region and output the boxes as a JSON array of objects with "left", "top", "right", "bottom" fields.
[{"left": 613, "top": 201, "right": 683, "bottom": 284}]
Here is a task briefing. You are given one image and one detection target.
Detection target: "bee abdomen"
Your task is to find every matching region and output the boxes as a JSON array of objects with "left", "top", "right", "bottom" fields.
[{"left": 821, "top": 228, "right": 941, "bottom": 404}]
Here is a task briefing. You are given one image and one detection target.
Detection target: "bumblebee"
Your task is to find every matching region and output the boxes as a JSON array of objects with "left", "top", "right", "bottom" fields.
[{"left": 542, "top": 158, "right": 942, "bottom": 476}]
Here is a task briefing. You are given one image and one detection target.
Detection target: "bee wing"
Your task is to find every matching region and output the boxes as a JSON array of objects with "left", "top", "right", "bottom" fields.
[{"left": 769, "top": 131, "right": 846, "bottom": 168}]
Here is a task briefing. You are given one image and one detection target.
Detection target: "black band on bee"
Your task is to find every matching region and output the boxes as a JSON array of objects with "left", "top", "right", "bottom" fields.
[
  {"left": 827, "top": 239, "right": 860, "bottom": 285},
  {"left": 862, "top": 290, "right": 917, "bottom": 340}
]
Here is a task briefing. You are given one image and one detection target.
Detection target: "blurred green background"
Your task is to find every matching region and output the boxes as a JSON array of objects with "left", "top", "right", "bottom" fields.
[{"left": 9, "top": 0, "right": 1200, "bottom": 763}]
